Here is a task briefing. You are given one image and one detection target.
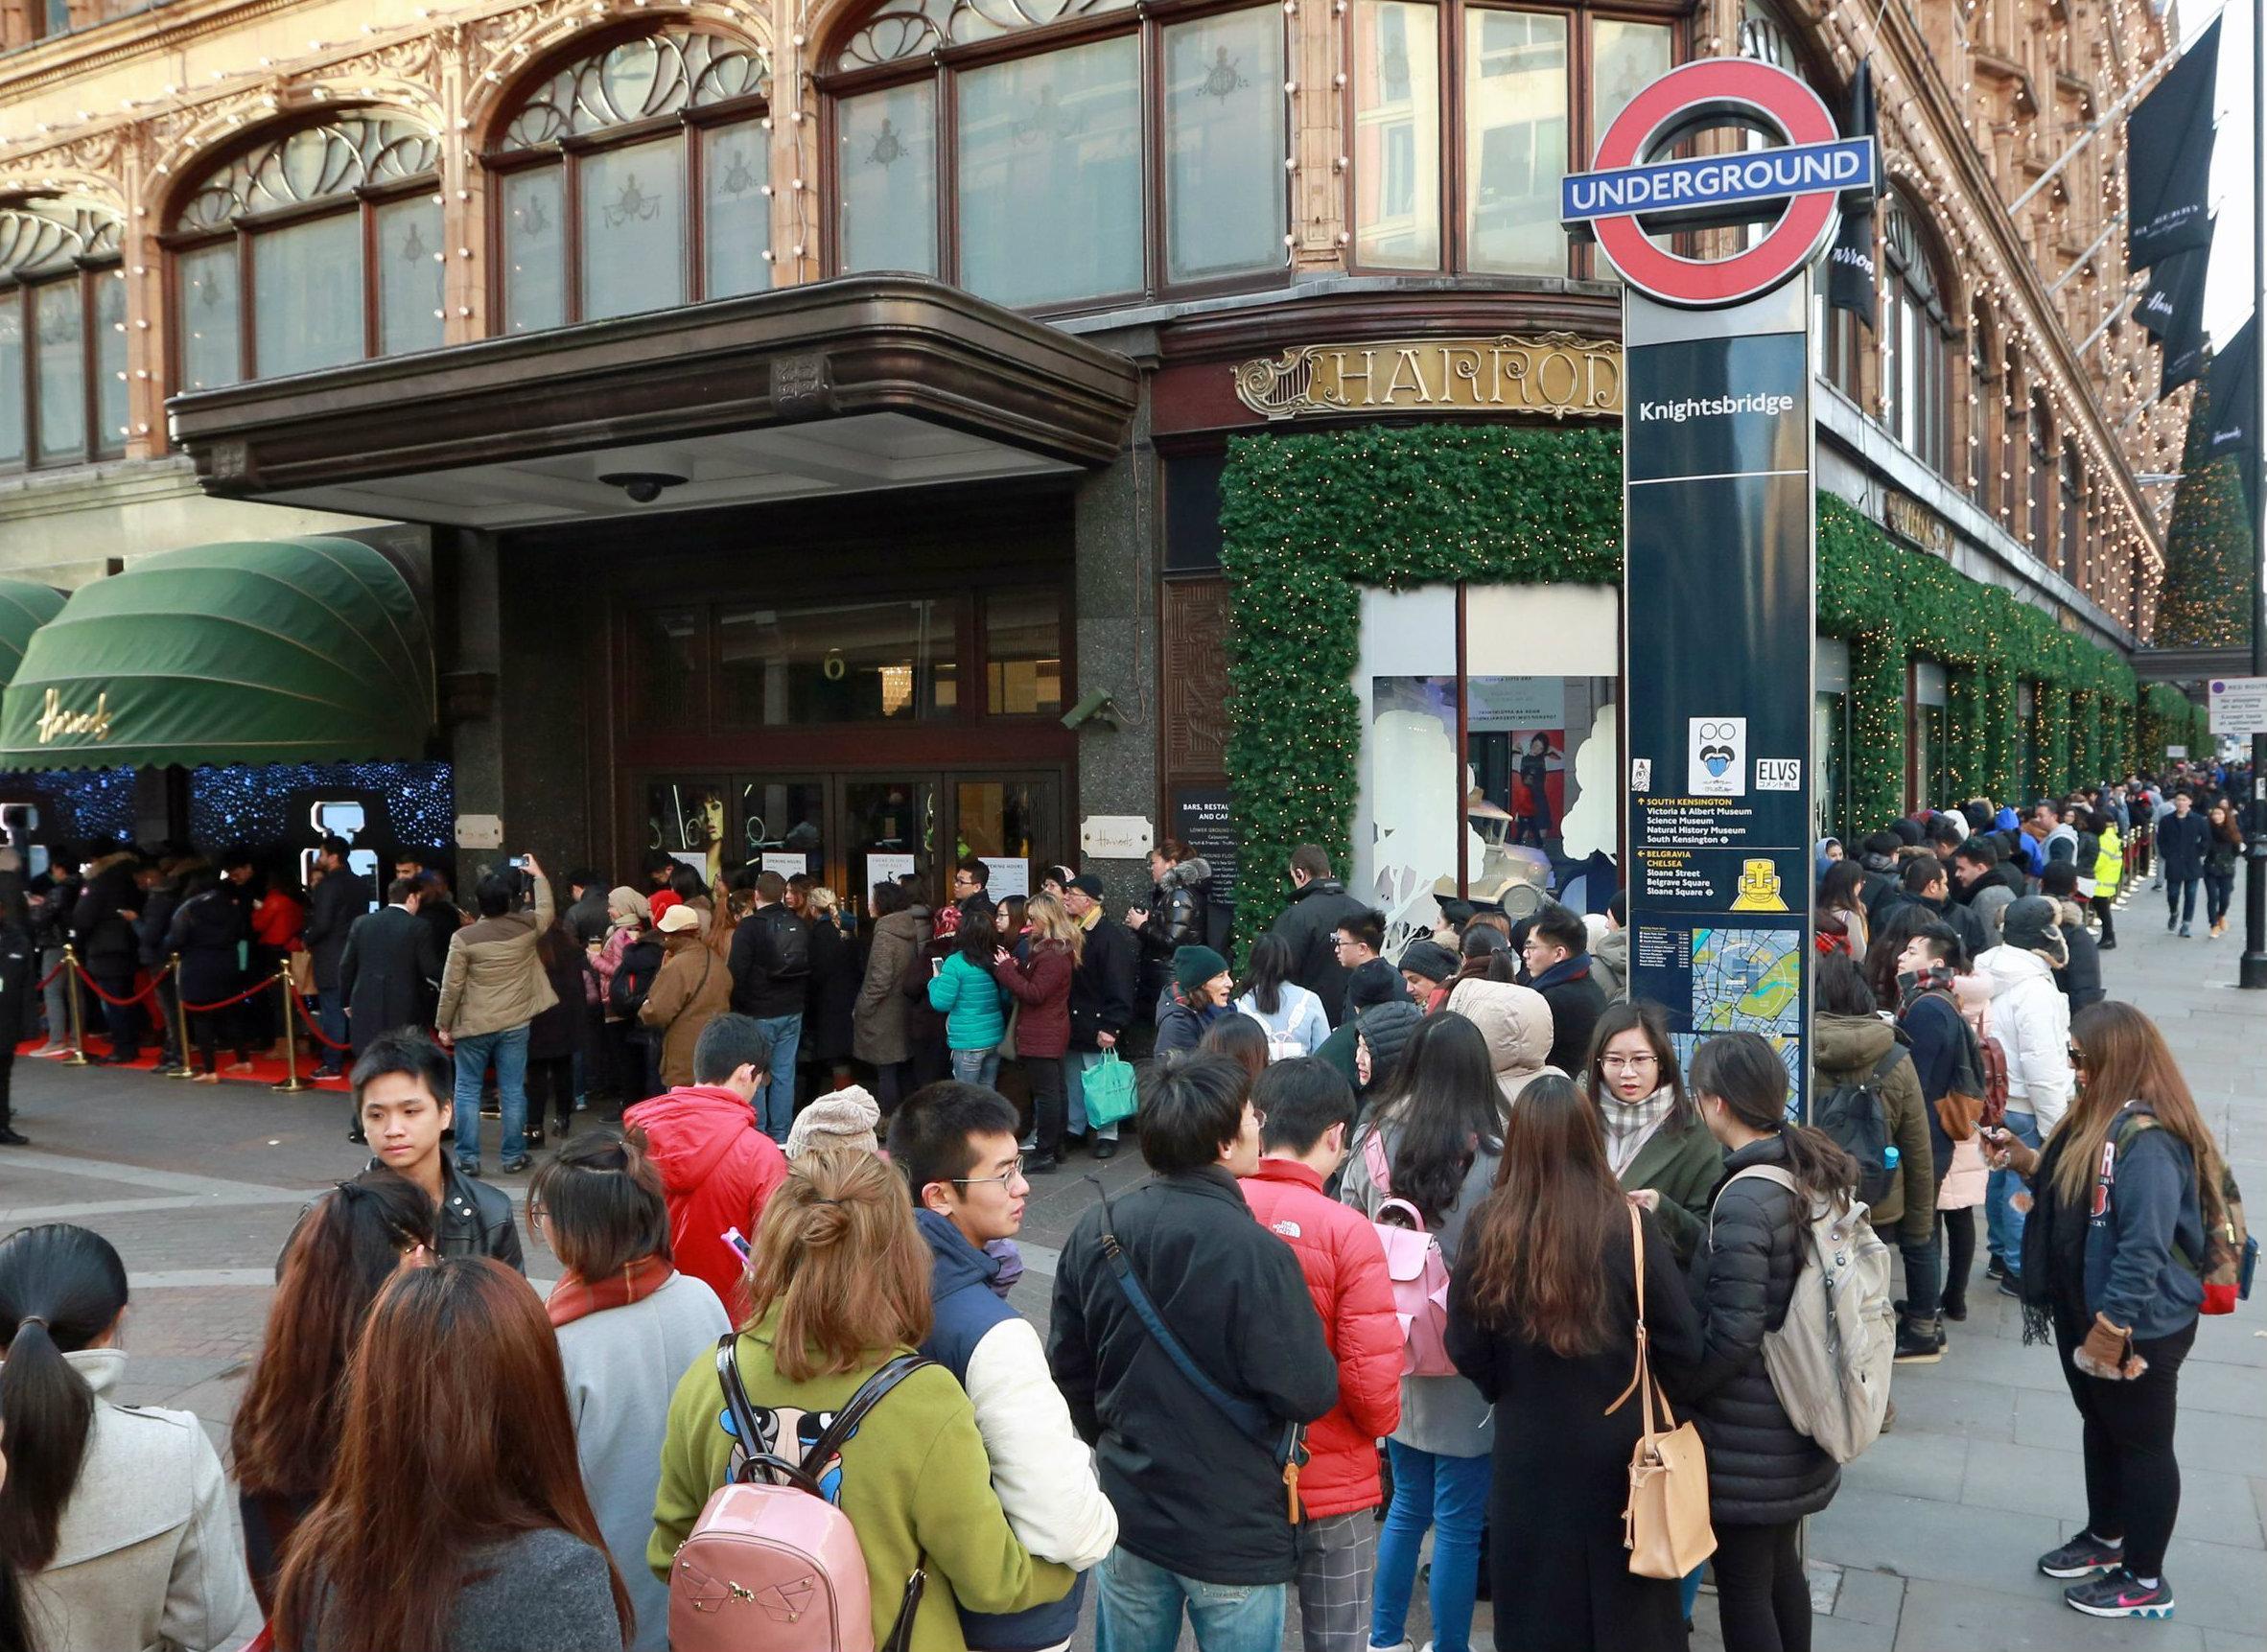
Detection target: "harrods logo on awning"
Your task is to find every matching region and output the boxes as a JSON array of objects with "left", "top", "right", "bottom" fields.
[
  {"left": 35, "top": 687, "right": 113, "bottom": 745},
  {"left": 1232, "top": 335, "right": 1622, "bottom": 421}
]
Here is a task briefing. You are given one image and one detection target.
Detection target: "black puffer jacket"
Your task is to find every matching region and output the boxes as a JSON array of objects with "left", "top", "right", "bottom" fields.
[
  {"left": 1270, "top": 876, "right": 1371, "bottom": 1025},
  {"left": 1681, "top": 1133, "right": 1839, "bottom": 1525},
  {"left": 1134, "top": 858, "right": 1212, "bottom": 1014}
]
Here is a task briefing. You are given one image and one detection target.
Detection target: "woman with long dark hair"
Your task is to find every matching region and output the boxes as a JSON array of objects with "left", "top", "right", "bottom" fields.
[
  {"left": 1200, "top": 1012, "right": 1270, "bottom": 1084},
  {"left": 929, "top": 906, "right": 1011, "bottom": 1090},
  {"left": 1337, "top": 1013, "right": 1503, "bottom": 1652},
  {"left": 1985, "top": 1001, "right": 2227, "bottom": 1619},
  {"left": 2203, "top": 802, "right": 2244, "bottom": 939},
  {"left": 0, "top": 1444, "right": 28, "bottom": 1652},
  {"left": 273, "top": 1257, "right": 632, "bottom": 1652},
  {"left": 236, "top": 1171, "right": 436, "bottom": 1610},
  {"left": 0, "top": 1224, "right": 245, "bottom": 1650},
  {"left": 1448, "top": 1074, "right": 1701, "bottom": 1650},
  {"left": 526, "top": 919, "right": 597, "bottom": 1147},
  {"left": 1685, "top": 1033, "right": 1858, "bottom": 1652},
  {"left": 532, "top": 1132, "right": 729, "bottom": 1652},
  {"left": 1817, "top": 859, "right": 1872, "bottom": 959},
  {"left": 1580, "top": 999, "right": 1722, "bottom": 1263},
  {"left": 1230, "top": 932, "right": 1329, "bottom": 1059}
]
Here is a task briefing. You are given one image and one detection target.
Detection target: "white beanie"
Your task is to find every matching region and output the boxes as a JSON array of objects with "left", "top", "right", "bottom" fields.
[{"left": 784, "top": 1086, "right": 882, "bottom": 1161}]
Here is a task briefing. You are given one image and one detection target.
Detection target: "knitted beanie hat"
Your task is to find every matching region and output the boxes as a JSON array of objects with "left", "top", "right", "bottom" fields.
[{"left": 784, "top": 1086, "right": 882, "bottom": 1161}]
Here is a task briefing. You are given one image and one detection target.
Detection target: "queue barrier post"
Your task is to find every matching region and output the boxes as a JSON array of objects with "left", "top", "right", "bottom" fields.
[
  {"left": 271, "top": 964, "right": 308, "bottom": 1093},
  {"left": 60, "top": 944, "right": 90, "bottom": 1067},
  {"left": 166, "top": 956, "right": 196, "bottom": 1081}
]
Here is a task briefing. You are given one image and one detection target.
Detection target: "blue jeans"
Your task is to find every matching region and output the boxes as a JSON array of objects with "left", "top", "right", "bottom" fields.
[
  {"left": 1372, "top": 1439, "right": 1490, "bottom": 1652},
  {"left": 452, "top": 1023, "right": 529, "bottom": 1170},
  {"left": 948, "top": 1047, "right": 1001, "bottom": 1090},
  {"left": 316, "top": 991, "right": 348, "bottom": 1070},
  {"left": 1680, "top": 1565, "right": 1704, "bottom": 1622},
  {"left": 1985, "top": 1108, "right": 2041, "bottom": 1272},
  {"left": 1096, "top": 1546, "right": 1286, "bottom": 1652},
  {"left": 1065, "top": 1048, "right": 1120, "bottom": 1142},
  {"left": 752, "top": 1012, "right": 802, "bottom": 1142}
]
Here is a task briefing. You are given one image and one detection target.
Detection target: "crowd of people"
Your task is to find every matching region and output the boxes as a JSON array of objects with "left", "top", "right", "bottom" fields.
[{"left": 0, "top": 762, "right": 2248, "bottom": 1652}]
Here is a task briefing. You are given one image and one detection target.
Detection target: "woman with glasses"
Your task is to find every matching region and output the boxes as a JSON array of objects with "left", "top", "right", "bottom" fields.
[
  {"left": 1337, "top": 1014, "right": 1504, "bottom": 1652},
  {"left": 1982, "top": 1002, "right": 2231, "bottom": 1621},
  {"left": 650, "top": 1149, "right": 1072, "bottom": 1652},
  {"left": 529, "top": 1132, "right": 729, "bottom": 1652},
  {"left": 1579, "top": 999, "right": 1723, "bottom": 1265}
]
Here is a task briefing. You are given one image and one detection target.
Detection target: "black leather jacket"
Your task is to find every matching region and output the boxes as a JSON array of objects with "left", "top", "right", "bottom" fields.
[{"left": 283, "top": 1154, "right": 525, "bottom": 1275}]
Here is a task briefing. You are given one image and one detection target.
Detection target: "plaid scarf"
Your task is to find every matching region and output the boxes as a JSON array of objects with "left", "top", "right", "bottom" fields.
[
  {"left": 1601, "top": 1085, "right": 1676, "bottom": 1176},
  {"left": 546, "top": 1253, "right": 677, "bottom": 1329},
  {"left": 1895, "top": 963, "right": 1957, "bottom": 1014}
]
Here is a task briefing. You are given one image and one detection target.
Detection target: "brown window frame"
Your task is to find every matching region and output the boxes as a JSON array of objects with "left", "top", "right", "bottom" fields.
[
  {"left": 816, "top": 0, "right": 1296, "bottom": 316},
  {"left": 0, "top": 259, "right": 126, "bottom": 475},
  {"left": 479, "top": 33, "right": 773, "bottom": 335},
  {"left": 2027, "top": 390, "right": 2053, "bottom": 559},
  {"left": 1340, "top": 0, "right": 1689, "bottom": 282}
]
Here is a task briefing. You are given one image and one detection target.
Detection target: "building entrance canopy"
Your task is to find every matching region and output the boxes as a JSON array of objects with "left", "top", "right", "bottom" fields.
[
  {"left": 0, "top": 537, "right": 433, "bottom": 772},
  {"left": 0, "top": 582, "right": 65, "bottom": 690},
  {"left": 164, "top": 277, "right": 1142, "bottom": 531}
]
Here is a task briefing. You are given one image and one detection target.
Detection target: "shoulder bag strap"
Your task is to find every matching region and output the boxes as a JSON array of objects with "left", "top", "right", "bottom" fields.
[
  {"left": 1603, "top": 1202, "right": 1674, "bottom": 1436},
  {"left": 713, "top": 1333, "right": 820, "bottom": 1495},
  {"left": 805, "top": 1352, "right": 936, "bottom": 1471}
]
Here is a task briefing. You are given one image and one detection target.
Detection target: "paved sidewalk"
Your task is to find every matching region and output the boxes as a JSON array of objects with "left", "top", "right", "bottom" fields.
[{"left": 0, "top": 880, "right": 2259, "bottom": 1650}]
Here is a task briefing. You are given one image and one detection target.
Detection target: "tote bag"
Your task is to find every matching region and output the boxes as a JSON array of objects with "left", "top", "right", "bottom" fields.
[
  {"left": 1606, "top": 1202, "right": 1716, "bottom": 1579},
  {"left": 1083, "top": 1050, "right": 1139, "bottom": 1127}
]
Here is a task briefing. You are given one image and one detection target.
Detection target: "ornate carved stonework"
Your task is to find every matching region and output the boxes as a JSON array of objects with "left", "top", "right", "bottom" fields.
[
  {"left": 1232, "top": 334, "right": 1624, "bottom": 422},
  {"left": 1162, "top": 576, "right": 1234, "bottom": 779}
]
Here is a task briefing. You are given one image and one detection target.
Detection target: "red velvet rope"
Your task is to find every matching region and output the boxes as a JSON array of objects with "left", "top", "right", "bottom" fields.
[{"left": 288, "top": 988, "right": 352, "bottom": 1053}]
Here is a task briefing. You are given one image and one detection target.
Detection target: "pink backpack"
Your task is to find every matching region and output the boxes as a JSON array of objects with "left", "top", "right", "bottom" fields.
[
  {"left": 668, "top": 1338, "right": 932, "bottom": 1652},
  {"left": 1362, "top": 1131, "right": 1458, "bottom": 1377}
]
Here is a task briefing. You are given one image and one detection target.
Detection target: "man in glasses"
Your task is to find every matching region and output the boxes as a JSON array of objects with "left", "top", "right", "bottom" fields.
[{"left": 889, "top": 1081, "right": 1117, "bottom": 1651}]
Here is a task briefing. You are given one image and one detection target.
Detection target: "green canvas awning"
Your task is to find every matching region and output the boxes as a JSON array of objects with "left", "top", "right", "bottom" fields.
[
  {"left": 0, "top": 580, "right": 64, "bottom": 687},
  {"left": 0, "top": 537, "right": 433, "bottom": 771}
]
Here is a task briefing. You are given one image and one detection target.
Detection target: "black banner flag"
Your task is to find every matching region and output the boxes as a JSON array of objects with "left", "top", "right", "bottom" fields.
[
  {"left": 2207, "top": 314, "right": 2256, "bottom": 483},
  {"left": 2127, "top": 18, "right": 2220, "bottom": 270},
  {"left": 2138, "top": 243, "right": 2212, "bottom": 393},
  {"left": 1825, "top": 60, "right": 1877, "bottom": 328}
]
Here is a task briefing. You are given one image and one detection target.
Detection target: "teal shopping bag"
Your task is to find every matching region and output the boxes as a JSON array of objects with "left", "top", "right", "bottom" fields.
[{"left": 1084, "top": 1050, "right": 1139, "bottom": 1128}]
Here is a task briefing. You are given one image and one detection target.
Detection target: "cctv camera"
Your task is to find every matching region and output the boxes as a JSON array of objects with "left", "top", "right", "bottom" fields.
[
  {"left": 598, "top": 472, "right": 688, "bottom": 505},
  {"left": 1062, "top": 687, "right": 1122, "bottom": 731}
]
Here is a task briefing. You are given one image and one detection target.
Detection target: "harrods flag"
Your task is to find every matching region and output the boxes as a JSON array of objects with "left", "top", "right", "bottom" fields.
[
  {"left": 2208, "top": 314, "right": 2258, "bottom": 506},
  {"left": 2140, "top": 243, "right": 2212, "bottom": 393},
  {"left": 1826, "top": 59, "right": 1878, "bottom": 328},
  {"left": 2127, "top": 19, "right": 2220, "bottom": 270}
]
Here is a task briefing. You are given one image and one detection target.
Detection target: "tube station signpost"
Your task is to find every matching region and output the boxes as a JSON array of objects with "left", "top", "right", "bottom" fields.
[{"left": 1564, "top": 58, "right": 1876, "bottom": 1119}]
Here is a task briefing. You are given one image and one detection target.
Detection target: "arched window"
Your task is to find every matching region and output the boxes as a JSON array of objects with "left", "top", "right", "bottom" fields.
[
  {"left": 1347, "top": 0, "right": 1677, "bottom": 277},
  {"left": 1999, "top": 347, "right": 2022, "bottom": 528},
  {"left": 2027, "top": 390, "right": 2052, "bottom": 557},
  {"left": 1966, "top": 297, "right": 1995, "bottom": 507},
  {"left": 0, "top": 198, "right": 125, "bottom": 470},
  {"left": 1881, "top": 195, "right": 1951, "bottom": 475},
  {"left": 486, "top": 27, "right": 772, "bottom": 332},
  {"left": 168, "top": 115, "right": 441, "bottom": 387},
  {"left": 2060, "top": 439, "right": 2082, "bottom": 583},
  {"left": 823, "top": 0, "right": 1286, "bottom": 309}
]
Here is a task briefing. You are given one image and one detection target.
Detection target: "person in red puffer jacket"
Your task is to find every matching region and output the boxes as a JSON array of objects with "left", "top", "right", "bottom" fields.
[
  {"left": 1240, "top": 1058, "right": 1404, "bottom": 1652},
  {"left": 620, "top": 1012, "right": 786, "bottom": 1315}
]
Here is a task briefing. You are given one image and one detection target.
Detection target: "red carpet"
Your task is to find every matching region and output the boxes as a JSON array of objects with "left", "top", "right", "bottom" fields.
[{"left": 15, "top": 1036, "right": 351, "bottom": 1091}]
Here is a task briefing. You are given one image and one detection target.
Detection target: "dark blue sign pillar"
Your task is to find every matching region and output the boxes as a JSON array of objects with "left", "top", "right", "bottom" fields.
[
  {"left": 1564, "top": 56, "right": 1874, "bottom": 1119},
  {"left": 1621, "top": 286, "right": 1817, "bottom": 1114}
]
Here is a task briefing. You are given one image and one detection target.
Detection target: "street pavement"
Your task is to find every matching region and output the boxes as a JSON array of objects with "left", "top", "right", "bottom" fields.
[{"left": 0, "top": 876, "right": 2260, "bottom": 1650}]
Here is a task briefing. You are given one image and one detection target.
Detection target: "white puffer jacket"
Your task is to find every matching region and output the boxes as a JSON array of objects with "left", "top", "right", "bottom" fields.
[{"left": 1973, "top": 944, "right": 2074, "bottom": 1133}]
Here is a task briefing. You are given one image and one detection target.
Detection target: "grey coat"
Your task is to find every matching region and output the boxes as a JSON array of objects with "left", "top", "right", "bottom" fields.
[
  {"left": 300, "top": 1528, "right": 621, "bottom": 1652},
  {"left": 1340, "top": 1117, "right": 1502, "bottom": 1457}
]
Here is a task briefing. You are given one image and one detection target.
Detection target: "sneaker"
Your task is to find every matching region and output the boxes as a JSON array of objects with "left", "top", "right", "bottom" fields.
[
  {"left": 1985, "top": 1256, "right": 2008, "bottom": 1281},
  {"left": 2097, "top": 938, "right": 2116, "bottom": 951},
  {"left": 1895, "top": 1320, "right": 1945, "bottom": 1363},
  {"left": 2167, "top": 913, "right": 2179, "bottom": 931},
  {"left": 2038, "top": 1532, "right": 2126, "bottom": 1579},
  {"left": 1092, "top": 1137, "right": 1120, "bottom": 1161},
  {"left": 1024, "top": 1153, "right": 1061, "bottom": 1175},
  {"left": 501, "top": 1157, "right": 530, "bottom": 1175},
  {"left": 2180, "top": 922, "right": 2193, "bottom": 938},
  {"left": 1939, "top": 1294, "right": 1968, "bottom": 1322},
  {"left": 1368, "top": 1640, "right": 1414, "bottom": 1652},
  {"left": 1998, "top": 1272, "right": 2023, "bottom": 1298},
  {"left": 2064, "top": 1569, "right": 2172, "bottom": 1619},
  {"left": 458, "top": 1160, "right": 482, "bottom": 1178}
]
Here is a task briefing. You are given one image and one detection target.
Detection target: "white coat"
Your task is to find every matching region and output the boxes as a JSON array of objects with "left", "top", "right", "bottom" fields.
[
  {"left": 18, "top": 1349, "right": 247, "bottom": 1652},
  {"left": 1974, "top": 944, "right": 2074, "bottom": 1134}
]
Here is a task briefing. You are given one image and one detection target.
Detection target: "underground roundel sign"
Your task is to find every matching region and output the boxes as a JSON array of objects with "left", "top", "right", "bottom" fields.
[{"left": 1561, "top": 58, "right": 1876, "bottom": 309}]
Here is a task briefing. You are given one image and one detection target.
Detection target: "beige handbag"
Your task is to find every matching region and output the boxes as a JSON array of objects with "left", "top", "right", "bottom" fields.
[{"left": 1606, "top": 1201, "right": 1717, "bottom": 1579}]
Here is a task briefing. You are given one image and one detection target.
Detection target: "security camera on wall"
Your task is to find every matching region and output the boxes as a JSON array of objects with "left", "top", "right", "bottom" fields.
[{"left": 1062, "top": 688, "right": 1123, "bottom": 732}]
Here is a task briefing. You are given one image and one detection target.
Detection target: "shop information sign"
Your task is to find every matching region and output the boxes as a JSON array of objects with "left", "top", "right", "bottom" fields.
[{"left": 1568, "top": 56, "right": 1869, "bottom": 1118}]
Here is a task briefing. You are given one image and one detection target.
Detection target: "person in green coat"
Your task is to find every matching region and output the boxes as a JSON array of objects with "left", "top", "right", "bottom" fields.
[
  {"left": 1579, "top": 1000, "right": 1723, "bottom": 1264},
  {"left": 648, "top": 1149, "right": 1072, "bottom": 1652},
  {"left": 927, "top": 911, "right": 1013, "bottom": 1088}
]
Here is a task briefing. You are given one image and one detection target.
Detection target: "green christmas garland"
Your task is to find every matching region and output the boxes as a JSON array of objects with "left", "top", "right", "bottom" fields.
[{"left": 1221, "top": 426, "right": 2162, "bottom": 933}]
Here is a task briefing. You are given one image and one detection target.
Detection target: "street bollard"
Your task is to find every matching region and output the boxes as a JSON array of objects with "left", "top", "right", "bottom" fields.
[
  {"left": 60, "top": 943, "right": 89, "bottom": 1067},
  {"left": 271, "top": 964, "right": 308, "bottom": 1093}
]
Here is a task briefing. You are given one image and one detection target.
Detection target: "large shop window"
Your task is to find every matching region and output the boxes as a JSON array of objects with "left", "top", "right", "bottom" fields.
[
  {"left": 625, "top": 589, "right": 1060, "bottom": 733},
  {"left": 1909, "top": 659, "right": 1949, "bottom": 814},
  {"left": 1353, "top": 584, "right": 1619, "bottom": 955},
  {"left": 487, "top": 28, "right": 773, "bottom": 333},
  {"left": 1881, "top": 196, "right": 1952, "bottom": 477},
  {"left": 826, "top": 0, "right": 1287, "bottom": 308},
  {"left": 2059, "top": 440, "right": 2083, "bottom": 586},
  {"left": 1814, "top": 635, "right": 1850, "bottom": 844},
  {"left": 168, "top": 116, "right": 442, "bottom": 386},
  {"left": 1350, "top": 0, "right": 1672, "bottom": 277},
  {"left": 0, "top": 200, "right": 126, "bottom": 471},
  {"left": 2027, "top": 391, "right": 2052, "bottom": 559}
]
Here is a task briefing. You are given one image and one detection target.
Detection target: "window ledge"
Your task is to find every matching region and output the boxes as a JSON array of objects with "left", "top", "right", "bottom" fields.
[{"left": 1053, "top": 270, "right": 1621, "bottom": 340}]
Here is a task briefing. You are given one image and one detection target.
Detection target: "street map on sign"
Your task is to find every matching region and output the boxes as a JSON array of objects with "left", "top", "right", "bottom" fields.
[{"left": 1674, "top": 926, "right": 1805, "bottom": 1094}]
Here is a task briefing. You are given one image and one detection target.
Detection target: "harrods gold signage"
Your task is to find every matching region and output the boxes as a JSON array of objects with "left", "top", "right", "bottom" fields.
[
  {"left": 35, "top": 688, "right": 113, "bottom": 745},
  {"left": 1231, "top": 334, "right": 1623, "bottom": 421},
  {"left": 1881, "top": 489, "right": 1951, "bottom": 558}
]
